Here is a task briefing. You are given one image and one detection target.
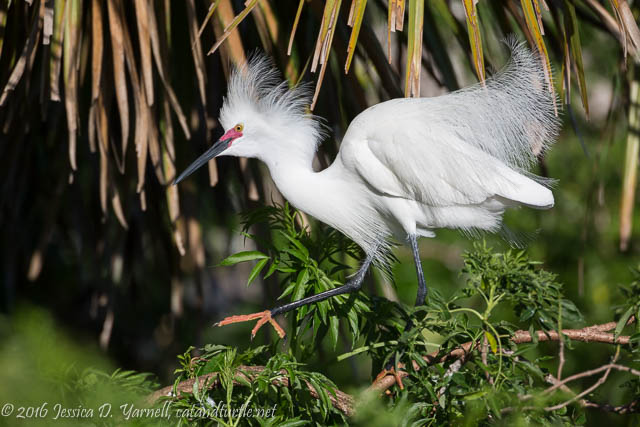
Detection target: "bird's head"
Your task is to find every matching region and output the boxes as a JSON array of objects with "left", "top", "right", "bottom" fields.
[{"left": 174, "top": 56, "right": 322, "bottom": 185}]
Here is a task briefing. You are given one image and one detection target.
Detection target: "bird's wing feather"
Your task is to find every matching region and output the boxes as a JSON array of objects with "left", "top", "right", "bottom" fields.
[
  {"left": 342, "top": 117, "right": 548, "bottom": 207},
  {"left": 339, "top": 40, "right": 557, "bottom": 208}
]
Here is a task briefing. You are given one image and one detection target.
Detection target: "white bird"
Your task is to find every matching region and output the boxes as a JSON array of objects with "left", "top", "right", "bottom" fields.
[{"left": 174, "top": 40, "right": 559, "bottom": 340}]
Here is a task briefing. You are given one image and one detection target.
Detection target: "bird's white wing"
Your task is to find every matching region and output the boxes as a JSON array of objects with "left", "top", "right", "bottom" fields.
[
  {"left": 339, "top": 40, "right": 558, "bottom": 208},
  {"left": 341, "top": 113, "right": 551, "bottom": 208},
  {"left": 339, "top": 114, "right": 535, "bottom": 207}
]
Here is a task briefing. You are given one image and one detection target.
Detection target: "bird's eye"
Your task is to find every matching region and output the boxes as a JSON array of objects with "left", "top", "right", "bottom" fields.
[{"left": 234, "top": 124, "right": 244, "bottom": 133}]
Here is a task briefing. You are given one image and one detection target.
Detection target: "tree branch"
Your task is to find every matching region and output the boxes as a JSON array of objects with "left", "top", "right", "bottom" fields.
[
  {"left": 557, "top": 333, "right": 565, "bottom": 380},
  {"left": 543, "top": 347, "right": 620, "bottom": 411},
  {"left": 147, "top": 365, "right": 355, "bottom": 416},
  {"left": 511, "top": 327, "right": 630, "bottom": 345},
  {"left": 542, "top": 362, "right": 640, "bottom": 396},
  {"left": 370, "top": 319, "right": 634, "bottom": 393},
  {"left": 583, "top": 399, "right": 640, "bottom": 414},
  {"left": 502, "top": 349, "right": 640, "bottom": 415},
  {"left": 148, "top": 319, "right": 636, "bottom": 419}
]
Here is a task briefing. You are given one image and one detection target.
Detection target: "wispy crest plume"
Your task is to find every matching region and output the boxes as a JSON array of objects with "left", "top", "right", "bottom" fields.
[{"left": 221, "top": 54, "right": 319, "bottom": 128}]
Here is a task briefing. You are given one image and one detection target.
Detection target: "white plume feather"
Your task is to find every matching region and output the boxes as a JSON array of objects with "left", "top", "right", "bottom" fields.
[
  {"left": 428, "top": 38, "right": 560, "bottom": 171},
  {"left": 219, "top": 55, "right": 324, "bottom": 150}
]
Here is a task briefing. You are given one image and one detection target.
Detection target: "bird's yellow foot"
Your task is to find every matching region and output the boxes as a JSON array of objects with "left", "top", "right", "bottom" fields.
[
  {"left": 374, "top": 365, "right": 406, "bottom": 390},
  {"left": 215, "top": 310, "right": 286, "bottom": 339}
]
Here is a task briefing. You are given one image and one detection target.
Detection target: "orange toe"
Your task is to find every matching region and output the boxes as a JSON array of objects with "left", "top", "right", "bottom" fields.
[
  {"left": 374, "top": 368, "right": 389, "bottom": 383},
  {"left": 216, "top": 310, "right": 286, "bottom": 339},
  {"left": 392, "top": 368, "right": 404, "bottom": 390},
  {"left": 374, "top": 366, "right": 406, "bottom": 390}
]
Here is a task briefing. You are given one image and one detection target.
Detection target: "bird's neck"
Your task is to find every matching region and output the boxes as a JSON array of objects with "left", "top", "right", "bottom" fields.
[
  {"left": 263, "top": 147, "right": 317, "bottom": 189},
  {"left": 260, "top": 145, "right": 372, "bottom": 254},
  {"left": 262, "top": 145, "right": 331, "bottom": 215},
  {"left": 260, "top": 131, "right": 319, "bottom": 178}
]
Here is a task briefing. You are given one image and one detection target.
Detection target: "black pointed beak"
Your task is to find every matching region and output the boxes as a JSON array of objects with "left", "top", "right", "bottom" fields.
[{"left": 173, "top": 138, "right": 231, "bottom": 185}]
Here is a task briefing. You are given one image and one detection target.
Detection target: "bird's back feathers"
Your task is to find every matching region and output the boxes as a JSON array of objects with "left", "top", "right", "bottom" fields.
[
  {"left": 434, "top": 38, "right": 560, "bottom": 171},
  {"left": 340, "top": 40, "right": 558, "bottom": 212}
]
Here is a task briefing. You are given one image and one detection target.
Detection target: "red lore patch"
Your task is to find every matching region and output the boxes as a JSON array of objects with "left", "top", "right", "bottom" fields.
[{"left": 222, "top": 128, "right": 243, "bottom": 146}]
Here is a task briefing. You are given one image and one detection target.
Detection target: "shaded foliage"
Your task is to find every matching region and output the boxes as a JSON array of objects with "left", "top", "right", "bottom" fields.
[{"left": 146, "top": 205, "right": 638, "bottom": 425}]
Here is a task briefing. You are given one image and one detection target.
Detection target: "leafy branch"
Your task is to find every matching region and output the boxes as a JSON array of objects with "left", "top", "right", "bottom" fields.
[
  {"left": 149, "top": 204, "right": 640, "bottom": 424},
  {"left": 370, "top": 318, "right": 636, "bottom": 394},
  {"left": 147, "top": 319, "right": 638, "bottom": 421}
]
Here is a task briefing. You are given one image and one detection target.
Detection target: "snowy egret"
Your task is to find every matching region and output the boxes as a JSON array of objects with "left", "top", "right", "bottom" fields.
[{"left": 174, "top": 41, "right": 559, "bottom": 340}]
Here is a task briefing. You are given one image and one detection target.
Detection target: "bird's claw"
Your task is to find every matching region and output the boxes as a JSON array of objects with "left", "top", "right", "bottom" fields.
[
  {"left": 374, "top": 365, "right": 406, "bottom": 390},
  {"left": 215, "top": 310, "right": 286, "bottom": 339}
]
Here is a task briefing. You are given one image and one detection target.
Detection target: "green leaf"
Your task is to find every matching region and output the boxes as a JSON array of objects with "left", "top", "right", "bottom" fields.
[
  {"left": 247, "top": 258, "right": 268, "bottom": 286},
  {"left": 484, "top": 330, "right": 498, "bottom": 354},
  {"left": 347, "top": 309, "right": 360, "bottom": 344},
  {"left": 207, "top": 0, "right": 260, "bottom": 55},
  {"left": 563, "top": 0, "right": 589, "bottom": 117},
  {"left": 615, "top": 305, "right": 635, "bottom": 339},
  {"left": 462, "top": 0, "right": 485, "bottom": 81},
  {"left": 529, "top": 323, "right": 538, "bottom": 345},
  {"left": 264, "top": 260, "right": 279, "bottom": 279},
  {"left": 284, "top": 247, "right": 308, "bottom": 263},
  {"left": 279, "top": 231, "right": 310, "bottom": 258},
  {"left": 218, "top": 251, "right": 268, "bottom": 266},
  {"left": 192, "top": 376, "right": 200, "bottom": 400},
  {"left": 462, "top": 389, "right": 488, "bottom": 401},
  {"left": 292, "top": 285, "right": 306, "bottom": 304},
  {"left": 404, "top": 0, "right": 425, "bottom": 97},
  {"left": 279, "top": 281, "right": 298, "bottom": 300},
  {"left": 296, "top": 268, "right": 310, "bottom": 286},
  {"left": 521, "top": 0, "right": 556, "bottom": 113},
  {"left": 307, "top": 376, "right": 331, "bottom": 413},
  {"left": 328, "top": 316, "right": 339, "bottom": 350},
  {"left": 520, "top": 306, "right": 536, "bottom": 322},
  {"left": 235, "top": 371, "right": 252, "bottom": 387},
  {"left": 345, "top": 0, "right": 368, "bottom": 73},
  {"left": 517, "top": 358, "right": 546, "bottom": 380},
  {"left": 292, "top": 270, "right": 309, "bottom": 302},
  {"left": 277, "top": 420, "right": 307, "bottom": 427},
  {"left": 317, "top": 300, "right": 328, "bottom": 323}
]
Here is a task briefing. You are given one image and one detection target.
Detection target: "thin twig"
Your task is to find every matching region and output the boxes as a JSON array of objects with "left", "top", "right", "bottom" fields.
[
  {"left": 583, "top": 399, "right": 640, "bottom": 414},
  {"left": 431, "top": 348, "right": 473, "bottom": 415},
  {"left": 541, "top": 361, "right": 640, "bottom": 397},
  {"left": 557, "top": 336, "right": 565, "bottom": 380},
  {"left": 502, "top": 350, "right": 640, "bottom": 415},
  {"left": 544, "top": 347, "right": 620, "bottom": 411},
  {"left": 544, "top": 373, "right": 581, "bottom": 397},
  {"left": 437, "top": 347, "right": 472, "bottom": 398},
  {"left": 557, "top": 300, "right": 565, "bottom": 380},
  {"left": 481, "top": 334, "right": 492, "bottom": 384}
]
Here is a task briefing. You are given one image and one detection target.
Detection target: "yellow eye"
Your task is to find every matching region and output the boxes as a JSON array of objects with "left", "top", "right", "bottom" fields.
[{"left": 234, "top": 124, "right": 244, "bottom": 132}]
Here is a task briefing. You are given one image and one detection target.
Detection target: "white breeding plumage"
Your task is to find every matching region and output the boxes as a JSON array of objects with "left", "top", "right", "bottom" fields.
[{"left": 174, "top": 40, "right": 560, "bottom": 339}]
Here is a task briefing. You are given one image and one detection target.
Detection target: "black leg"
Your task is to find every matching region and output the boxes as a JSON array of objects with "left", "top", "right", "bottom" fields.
[
  {"left": 270, "top": 252, "right": 374, "bottom": 317},
  {"left": 409, "top": 234, "right": 427, "bottom": 306},
  {"left": 374, "top": 236, "right": 428, "bottom": 390}
]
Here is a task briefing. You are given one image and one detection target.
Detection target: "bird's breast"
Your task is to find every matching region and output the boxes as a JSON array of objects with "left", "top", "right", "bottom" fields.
[{"left": 268, "top": 164, "right": 392, "bottom": 254}]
